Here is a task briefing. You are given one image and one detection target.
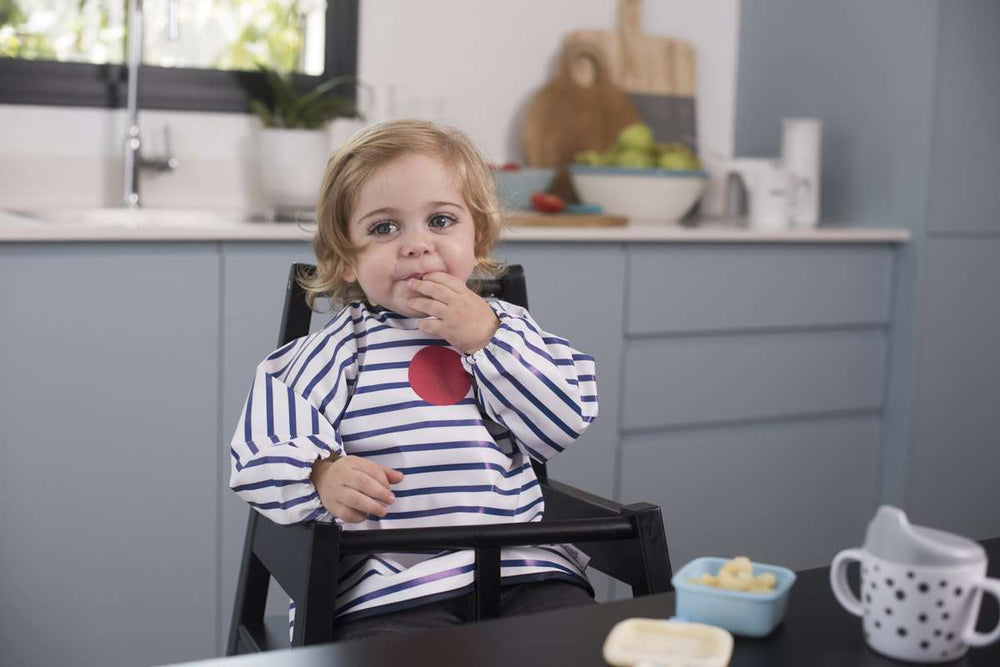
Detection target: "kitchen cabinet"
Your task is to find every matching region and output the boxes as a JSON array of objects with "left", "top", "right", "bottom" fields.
[
  {"left": 906, "top": 240, "right": 1000, "bottom": 538},
  {"left": 0, "top": 234, "right": 903, "bottom": 665},
  {"left": 218, "top": 243, "right": 333, "bottom": 650},
  {"left": 0, "top": 244, "right": 220, "bottom": 666},
  {"left": 612, "top": 244, "right": 893, "bottom": 600}
]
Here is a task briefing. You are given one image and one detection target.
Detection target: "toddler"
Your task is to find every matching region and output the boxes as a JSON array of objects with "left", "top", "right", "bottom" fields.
[{"left": 230, "top": 119, "right": 599, "bottom": 642}]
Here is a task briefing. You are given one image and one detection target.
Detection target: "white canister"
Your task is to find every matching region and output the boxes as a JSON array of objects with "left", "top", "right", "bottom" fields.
[{"left": 780, "top": 118, "right": 821, "bottom": 228}]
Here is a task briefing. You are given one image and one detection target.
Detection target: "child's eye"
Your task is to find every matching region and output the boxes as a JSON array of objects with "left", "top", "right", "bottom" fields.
[
  {"left": 429, "top": 214, "right": 455, "bottom": 228},
  {"left": 368, "top": 221, "right": 398, "bottom": 236}
]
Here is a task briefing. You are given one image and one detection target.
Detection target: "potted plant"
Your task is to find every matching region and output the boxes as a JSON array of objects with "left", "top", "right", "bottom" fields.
[{"left": 249, "top": 65, "right": 362, "bottom": 212}]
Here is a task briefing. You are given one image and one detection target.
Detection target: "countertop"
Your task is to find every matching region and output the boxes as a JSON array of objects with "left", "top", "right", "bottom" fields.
[{"left": 0, "top": 209, "right": 911, "bottom": 244}]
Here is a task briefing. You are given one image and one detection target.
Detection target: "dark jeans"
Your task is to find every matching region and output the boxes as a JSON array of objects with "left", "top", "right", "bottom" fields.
[{"left": 330, "top": 579, "right": 596, "bottom": 642}]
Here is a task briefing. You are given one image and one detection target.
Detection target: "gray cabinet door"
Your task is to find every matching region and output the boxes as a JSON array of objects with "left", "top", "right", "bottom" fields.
[
  {"left": 219, "top": 243, "right": 321, "bottom": 652},
  {"left": 906, "top": 239, "right": 1000, "bottom": 539},
  {"left": 622, "top": 416, "right": 881, "bottom": 572},
  {"left": 0, "top": 244, "right": 220, "bottom": 667}
]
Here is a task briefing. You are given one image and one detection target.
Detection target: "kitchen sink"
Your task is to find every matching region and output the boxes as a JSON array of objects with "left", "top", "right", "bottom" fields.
[{"left": 9, "top": 208, "right": 267, "bottom": 226}]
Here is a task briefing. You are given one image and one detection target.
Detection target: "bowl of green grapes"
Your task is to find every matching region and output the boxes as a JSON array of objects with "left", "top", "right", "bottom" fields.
[{"left": 570, "top": 122, "right": 708, "bottom": 222}]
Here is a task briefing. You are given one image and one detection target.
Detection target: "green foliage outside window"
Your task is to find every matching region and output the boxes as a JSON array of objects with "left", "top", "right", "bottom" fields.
[
  {"left": 215, "top": 1, "right": 307, "bottom": 73},
  {"left": 0, "top": 0, "right": 322, "bottom": 73}
]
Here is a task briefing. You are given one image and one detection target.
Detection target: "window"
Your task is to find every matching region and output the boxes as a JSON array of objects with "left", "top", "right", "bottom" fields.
[{"left": 0, "top": 0, "right": 358, "bottom": 112}]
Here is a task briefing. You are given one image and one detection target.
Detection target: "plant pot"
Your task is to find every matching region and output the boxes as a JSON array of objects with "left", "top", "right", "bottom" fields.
[{"left": 259, "top": 127, "right": 330, "bottom": 211}]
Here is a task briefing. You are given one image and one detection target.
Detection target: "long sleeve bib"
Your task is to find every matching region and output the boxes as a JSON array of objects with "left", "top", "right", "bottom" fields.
[{"left": 230, "top": 299, "right": 599, "bottom": 624}]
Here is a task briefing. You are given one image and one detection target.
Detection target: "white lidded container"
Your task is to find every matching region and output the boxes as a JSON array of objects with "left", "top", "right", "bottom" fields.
[{"left": 602, "top": 618, "right": 734, "bottom": 667}]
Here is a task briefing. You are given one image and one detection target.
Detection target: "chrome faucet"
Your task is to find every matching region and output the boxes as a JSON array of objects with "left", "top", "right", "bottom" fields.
[{"left": 123, "top": 0, "right": 179, "bottom": 208}]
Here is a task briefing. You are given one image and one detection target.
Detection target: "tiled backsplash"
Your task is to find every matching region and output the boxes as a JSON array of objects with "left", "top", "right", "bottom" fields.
[{"left": 0, "top": 105, "right": 336, "bottom": 209}]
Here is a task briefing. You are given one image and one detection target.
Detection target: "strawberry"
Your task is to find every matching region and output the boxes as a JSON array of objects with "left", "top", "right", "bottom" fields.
[
  {"left": 530, "top": 192, "right": 566, "bottom": 213},
  {"left": 500, "top": 162, "right": 520, "bottom": 171}
]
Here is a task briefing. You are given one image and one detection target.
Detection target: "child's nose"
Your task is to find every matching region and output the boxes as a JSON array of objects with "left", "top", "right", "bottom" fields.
[{"left": 401, "top": 227, "right": 434, "bottom": 257}]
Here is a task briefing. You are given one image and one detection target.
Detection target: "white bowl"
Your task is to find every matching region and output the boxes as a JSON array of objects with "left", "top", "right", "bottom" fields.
[{"left": 569, "top": 165, "right": 708, "bottom": 222}]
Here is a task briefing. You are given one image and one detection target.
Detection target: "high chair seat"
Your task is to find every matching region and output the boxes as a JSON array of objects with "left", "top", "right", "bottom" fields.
[{"left": 227, "top": 263, "right": 673, "bottom": 654}]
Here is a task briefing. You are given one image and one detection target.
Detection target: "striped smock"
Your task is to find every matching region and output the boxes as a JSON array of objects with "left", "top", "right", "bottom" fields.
[{"left": 229, "top": 298, "right": 599, "bottom": 629}]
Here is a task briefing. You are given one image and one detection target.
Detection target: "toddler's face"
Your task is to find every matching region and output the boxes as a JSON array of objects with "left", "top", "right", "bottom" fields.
[{"left": 343, "top": 152, "right": 477, "bottom": 317}]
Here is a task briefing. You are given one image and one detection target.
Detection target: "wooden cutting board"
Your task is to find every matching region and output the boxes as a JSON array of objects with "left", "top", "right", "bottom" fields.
[
  {"left": 505, "top": 211, "right": 627, "bottom": 227},
  {"left": 522, "top": 42, "right": 639, "bottom": 202},
  {"left": 563, "top": 0, "right": 698, "bottom": 151}
]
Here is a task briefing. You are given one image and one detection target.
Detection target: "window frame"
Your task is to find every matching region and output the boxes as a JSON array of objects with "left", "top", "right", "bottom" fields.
[{"left": 0, "top": 0, "right": 358, "bottom": 113}]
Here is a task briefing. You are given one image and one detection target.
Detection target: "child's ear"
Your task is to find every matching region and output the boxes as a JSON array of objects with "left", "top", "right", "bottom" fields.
[{"left": 339, "top": 254, "right": 358, "bottom": 283}]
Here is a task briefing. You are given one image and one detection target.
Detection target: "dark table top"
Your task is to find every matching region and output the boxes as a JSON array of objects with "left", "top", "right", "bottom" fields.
[{"left": 187, "top": 538, "right": 1000, "bottom": 667}]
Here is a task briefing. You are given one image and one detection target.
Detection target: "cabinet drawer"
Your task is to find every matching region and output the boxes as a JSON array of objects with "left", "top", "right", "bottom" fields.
[
  {"left": 620, "top": 416, "right": 881, "bottom": 570},
  {"left": 627, "top": 245, "right": 893, "bottom": 335},
  {"left": 623, "top": 329, "right": 886, "bottom": 431}
]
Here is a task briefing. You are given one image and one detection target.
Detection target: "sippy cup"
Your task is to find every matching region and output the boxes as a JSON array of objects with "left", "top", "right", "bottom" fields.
[{"left": 830, "top": 506, "right": 1000, "bottom": 663}]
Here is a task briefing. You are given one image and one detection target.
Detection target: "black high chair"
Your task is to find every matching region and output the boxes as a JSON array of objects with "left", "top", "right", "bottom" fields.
[{"left": 227, "top": 263, "right": 673, "bottom": 654}]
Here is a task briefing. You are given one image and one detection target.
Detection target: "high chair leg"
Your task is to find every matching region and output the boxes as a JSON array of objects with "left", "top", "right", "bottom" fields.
[
  {"left": 228, "top": 514, "right": 269, "bottom": 655},
  {"left": 290, "top": 523, "right": 342, "bottom": 646},
  {"left": 475, "top": 546, "right": 502, "bottom": 619}
]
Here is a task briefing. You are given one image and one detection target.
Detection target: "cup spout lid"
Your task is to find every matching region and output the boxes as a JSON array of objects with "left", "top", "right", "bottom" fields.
[{"left": 863, "top": 506, "right": 985, "bottom": 566}]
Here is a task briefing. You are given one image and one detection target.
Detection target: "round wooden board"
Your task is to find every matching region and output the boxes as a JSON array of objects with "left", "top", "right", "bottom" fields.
[{"left": 522, "top": 42, "right": 639, "bottom": 203}]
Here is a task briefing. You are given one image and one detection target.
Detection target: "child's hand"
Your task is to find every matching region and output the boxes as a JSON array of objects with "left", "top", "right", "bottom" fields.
[
  {"left": 407, "top": 272, "right": 500, "bottom": 355},
  {"left": 310, "top": 455, "right": 404, "bottom": 523}
]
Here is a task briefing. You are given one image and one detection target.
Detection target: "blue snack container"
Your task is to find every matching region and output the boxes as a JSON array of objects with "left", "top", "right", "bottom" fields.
[{"left": 672, "top": 557, "right": 797, "bottom": 638}]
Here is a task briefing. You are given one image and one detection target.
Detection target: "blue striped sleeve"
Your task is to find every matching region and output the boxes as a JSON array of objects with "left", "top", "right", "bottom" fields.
[
  {"left": 229, "top": 319, "right": 358, "bottom": 525},
  {"left": 461, "top": 299, "right": 598, "bottom": 462}
]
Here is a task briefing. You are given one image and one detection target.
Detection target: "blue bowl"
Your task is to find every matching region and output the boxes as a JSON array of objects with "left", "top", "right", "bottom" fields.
[
  {"left": 493, "top": 168, "right": 555, "bottom": 211},
  {"left": 672, "top": 557, "right": 797, "bottom": 638}
]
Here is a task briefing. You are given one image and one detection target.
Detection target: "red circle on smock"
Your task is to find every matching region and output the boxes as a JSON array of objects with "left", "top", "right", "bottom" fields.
[{"left": 408, "top": 346, "right": 471, "bottom": 406}]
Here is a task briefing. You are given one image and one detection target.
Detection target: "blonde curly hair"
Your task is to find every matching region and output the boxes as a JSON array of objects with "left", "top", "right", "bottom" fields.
[{"left": 300, "top": 119, "right": 507, "bottom": 310}]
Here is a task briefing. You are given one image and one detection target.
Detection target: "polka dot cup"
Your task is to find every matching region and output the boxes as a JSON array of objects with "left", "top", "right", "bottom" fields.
[{"left": 831, "top": 549, "right": 1000, "bottom": 663}]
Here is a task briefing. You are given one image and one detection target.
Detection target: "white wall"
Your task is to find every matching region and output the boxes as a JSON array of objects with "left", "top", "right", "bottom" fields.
[{"left": 0, "top": 0, "right": 739, "bottom": 212}]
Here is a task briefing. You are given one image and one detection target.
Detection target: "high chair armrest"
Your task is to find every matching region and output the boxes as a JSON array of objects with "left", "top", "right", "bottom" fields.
[
  {"left": 249, "top": 514, "right": 636, "bottom": 602},
  {"left": 335, "top": 516, "right": 636, "bottom": 554},
  {"left": 541, "top": 478, "right": 632, "bottom": 520}
]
